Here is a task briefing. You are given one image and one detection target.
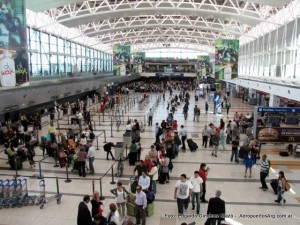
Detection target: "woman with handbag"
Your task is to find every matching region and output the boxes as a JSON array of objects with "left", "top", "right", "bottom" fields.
[
  {"left": 110, "top": 182, "right": 130, "bottom": 217},
  {"left": 274, "top": 171, "right": 287, "bottom": 204}
]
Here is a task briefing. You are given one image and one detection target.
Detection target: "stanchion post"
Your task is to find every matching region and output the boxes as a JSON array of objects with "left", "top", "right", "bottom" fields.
[
  {"left": 102, "top": 111, "right": 104, "bottom": 122},
  {"left": 92, "top": 180, "right": 95, "bottom": 193},
  {"left": 67, "top": 115, "right": 70, "bottom": 125},
  {"left": 144, "top": 115, "right": 146, "bottom": 125},
  {"left": 53, "top": 149, "right": 59, "bottom": 167},
  {"left": 110, "top": 166, "right": 116, "bottom": 185},
  {"left": 104, "top": 130, "right": 107, "bottom": 143},
  {"left": 38, "top": 161, "right": 44, "bottom": 179},
  {"left": 93, "top": 121, "right": 96, "bottom": 131},
  {"left": 96, "top": 136, "right": 99, "bottom": 150},
  {"left": 122, "top": 110, "right": 124, "bottom": 124},
  {"left": 99, "top": 178, "right": 105, "bottom": 200},
  {"left": 56, "top": 177, "right": 60, "bottom": 196},
  {"left": 98, "top": 114, "right": 101, "bottom": 125},
  {"left": 14, "top": 157, "right": 19, "bottom": 178},
  {"left": 110, "top": 116, "right": 114, "bottom": 137},
  {"left": 65, "top": 164, "right": 72, "bottom": 183}
]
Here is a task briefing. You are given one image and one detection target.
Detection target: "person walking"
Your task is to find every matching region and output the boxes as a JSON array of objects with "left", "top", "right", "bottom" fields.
[
  {"left": 211, "top": 133, "right": 220, "bottom": 157},
  {"left": 77, "top": 195, "right": 92, "bottom": 225},
  {"left": 205, "top": 102, "right": 209, "bottom": 114},
  {"left": 110, "top": 181, "right": 131, "bottom": 217},
  {"left": 179, "top": 125, "right": 187, "bottom": 151},
  {"left": 244, "top": 150, "right": 254, "bottom": 178},
  {"left": 202, "top": 125, "right": 208, "bottom": 148},
  {"left": 193, "top": 105, "right": 198, "bottom": 122},
  {"left": 183, "top": 103, "right": 189, "bottom": 120},
  {"left": 189, "top": 171, "right": 203, "bottom": 214},
  {"left": 225, "top": 100, "right": 231, "bottom": 115},
  {"left": 174, "top": 174, "right": 193, "bottom": 215},
  {"left": 103, "top": 142, "right": 115, "bottom": 160},
  {"left": 199, "top": 163, "right": 210, "bottom": 203},
  {"left": 219, "top": 127, "right": 226, "bottom": 151},
  {"left": 274, "top": 171, "right": 287, "bottom": 204},
  {"left": 205, "top": 190, "right": 226, "bottom": 225},
  {"left": 78, "top": 146, "right": 87, "bottom": 177},
  {"left": 135, "top": 185, "right": 147, "bottom": 225},
  {"left": 259, "top": 155, "right": 270, "bottom": 191},
  {"left": 148, "top": 108, "right": 154, "bottom": 126},
  {"left": 87, "top": 141, "right": 95, "bottom": 175}
]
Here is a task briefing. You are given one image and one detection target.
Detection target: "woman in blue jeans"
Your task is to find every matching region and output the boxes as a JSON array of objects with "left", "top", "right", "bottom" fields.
[{"left": 275, "top": 171, "right": 287, "bottom": 204}]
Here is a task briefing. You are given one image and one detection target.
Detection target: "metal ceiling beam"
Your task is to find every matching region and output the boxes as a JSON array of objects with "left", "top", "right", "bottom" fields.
[
  {"left": 56, "top": 8, "right": 263, "bottom": 28},
  {"left": 71, "top": 23, "right": 250, "bottom": 41},
  {"left": 26, "top": 0, "right": 289, "bottom": 13}
]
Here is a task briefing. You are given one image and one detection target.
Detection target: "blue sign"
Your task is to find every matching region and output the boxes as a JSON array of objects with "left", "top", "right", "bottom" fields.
[{"left": 257, "top": 107, "right": 300, "bottom": 113}]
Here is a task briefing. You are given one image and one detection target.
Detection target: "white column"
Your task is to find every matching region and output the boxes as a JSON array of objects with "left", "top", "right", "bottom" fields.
[{"left": 269, "top": 94, "right": 280, "bottom": 107}]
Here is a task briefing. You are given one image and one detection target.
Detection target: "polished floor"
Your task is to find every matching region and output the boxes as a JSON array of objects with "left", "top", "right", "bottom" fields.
[{"left": 0, "top": 90, "right": 299, "bottom": 225}]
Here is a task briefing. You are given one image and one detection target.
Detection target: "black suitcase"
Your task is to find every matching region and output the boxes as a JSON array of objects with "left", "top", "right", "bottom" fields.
[
  {"left": 187, "top": 139, "right": 198, "bottom": 151},
  {"left": 279, "top": 151, "right": 289, "bottom": 157},
  {"left": 9, "top": 156, "right": 22, "bottom": 170},
  {"left": 270, "top": 179, "right": 278, "bottom": 195}
]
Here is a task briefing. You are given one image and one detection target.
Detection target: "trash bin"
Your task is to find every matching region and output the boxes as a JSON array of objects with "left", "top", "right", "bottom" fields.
[
  {"left": 114, "top": 142, "right": 125, "bottom": 160},
  {"left": 123, "top": 132, "right": 131, "bottom": 148},
  {"left": 67, "top": 107, "right": 71, "bottom": 116}
]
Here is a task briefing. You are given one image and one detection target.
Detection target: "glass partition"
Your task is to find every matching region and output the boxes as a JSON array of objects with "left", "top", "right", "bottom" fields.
[{"left": 26, "top": 27, "right": 113, "bottom": 78}]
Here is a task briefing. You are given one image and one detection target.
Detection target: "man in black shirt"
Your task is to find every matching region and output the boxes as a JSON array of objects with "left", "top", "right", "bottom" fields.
[{"left": 133, "top": 160, "right": 147, "bottom": 177}]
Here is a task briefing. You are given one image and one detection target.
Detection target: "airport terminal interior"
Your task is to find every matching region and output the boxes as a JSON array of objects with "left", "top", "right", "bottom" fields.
[{"left": 1, "top": 1, "right": 300, "bottom": 225}]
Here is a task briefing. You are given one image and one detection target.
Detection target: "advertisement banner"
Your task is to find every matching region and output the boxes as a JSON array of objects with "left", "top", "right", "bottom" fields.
[
  {"left": 132, "top": 52, "right": 145, "bottom": 74},
  {"left": 113, "top": 45, "right": 130, "bottom": 76},
  {"left": 257, "top": 127, "right": 300, "bottom": 143},
  {"left": 0, "top": 0, "right": 29, "bottom": 87},
  {"left": 215, "top": 39, "right": 239, "bottom": 80},
  {"left": 197, "top": 55, "right": 211, "bottom": 77}
]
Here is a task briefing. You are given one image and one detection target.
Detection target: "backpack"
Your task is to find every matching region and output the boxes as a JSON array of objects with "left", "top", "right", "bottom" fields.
[
  {"left": 131, "top": 180, "right": 138, "bottom": 193},
  {"left": 285, "top": 179, "right": 291, "bottom": 192},
  {"left": 157, "top": 127, "right": 163, "bottom": 136},
  {"left": 146, "top": 191, "right": 155, "bottom": 204},
  {"left": 89, "top": 132, "right": 95, "bottom": 140}
]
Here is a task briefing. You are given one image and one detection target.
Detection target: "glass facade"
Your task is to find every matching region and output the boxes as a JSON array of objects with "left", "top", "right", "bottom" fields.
[
  {"left": 26, "top": 27, "right": 113, "bottom": 77},
  {"left": 239, "top": 18, "right": 300, "bottom": 80}
]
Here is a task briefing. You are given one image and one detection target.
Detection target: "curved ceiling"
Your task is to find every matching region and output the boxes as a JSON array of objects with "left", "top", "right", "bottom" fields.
[{"left": 26, "top": 0, "right": 291, "bottom": 53}]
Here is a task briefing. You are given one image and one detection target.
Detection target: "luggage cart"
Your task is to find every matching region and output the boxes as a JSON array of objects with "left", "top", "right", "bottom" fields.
[
  {"left": 36, "top": 179, "right": 62, "bottom": 209},
  {"left": 0, "top": 179, "right": 10, "bottom": 209}
]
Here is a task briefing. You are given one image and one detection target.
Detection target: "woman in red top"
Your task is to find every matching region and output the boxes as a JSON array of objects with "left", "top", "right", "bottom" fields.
[
  {"left": 199, "top": 163, "right": 210, "bottom": 203},
  {"left": 172, "top": 120, "right": 178, "bottom": 130},
  {"left": 144, "top": 155, "right": 153, "bottom": 172}
]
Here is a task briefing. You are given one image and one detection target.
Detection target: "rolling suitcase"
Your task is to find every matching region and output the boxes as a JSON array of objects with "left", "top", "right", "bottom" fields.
[
  {"left": 9, "top": 156, "right": 22, "bottom": 170},
  {"left": 270, "top": 179, "right": 278, "bottom": 195},
  {"left": 146, "top": 202, "right": 154, "bottom": 217},
  {"left": 187, "top": 139, "right": 198, "bottom": 152}
]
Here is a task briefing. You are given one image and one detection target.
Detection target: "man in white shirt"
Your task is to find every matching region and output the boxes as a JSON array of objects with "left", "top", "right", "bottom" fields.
[
  {"left": 189, "top": 171, "right": 203, "bottom": 214},
  {"left": 138, "top": 171, "right": 151, "bottom": 191},
  {"left": 174, "top": 174, "right": 193, "bottom": 215},
  {"left": 135, "top": 185, "right": 147, "bottom": 225},
  {"left": 179, "top": 125, "right": 188, "bottom": 150},
  {"left": 86, "top": 141, "right": 95, "bottom": 175}
]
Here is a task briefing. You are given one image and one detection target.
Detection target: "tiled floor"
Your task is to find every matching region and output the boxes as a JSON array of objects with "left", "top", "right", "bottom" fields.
[{"left": 0, "top": 90, "right": 300, "bottom": 225}]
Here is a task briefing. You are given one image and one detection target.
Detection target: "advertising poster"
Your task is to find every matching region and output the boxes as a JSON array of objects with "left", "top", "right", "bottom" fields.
[
  {"left": 132, "top": 52, "right": 145, "bottom": 74},
  {"left": 257, "top": 127, "right": 300, "bottom": 143},
  {"left": 113, "top": 45, "right": 130, "bottom": 76},
  {"left": 197, "top": 55, "right": 211, "bottom": 77},
  {"left": 215, "top": 39, "right": 239, "bottom": 80},
  {"left": 0, "top": 0, "right": 29, "bottom": 87}
]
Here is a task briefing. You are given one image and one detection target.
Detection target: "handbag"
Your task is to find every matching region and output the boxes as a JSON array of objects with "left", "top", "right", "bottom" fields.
[{"left": 285, "top": 180, "right": 291, "bottom": 191}]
